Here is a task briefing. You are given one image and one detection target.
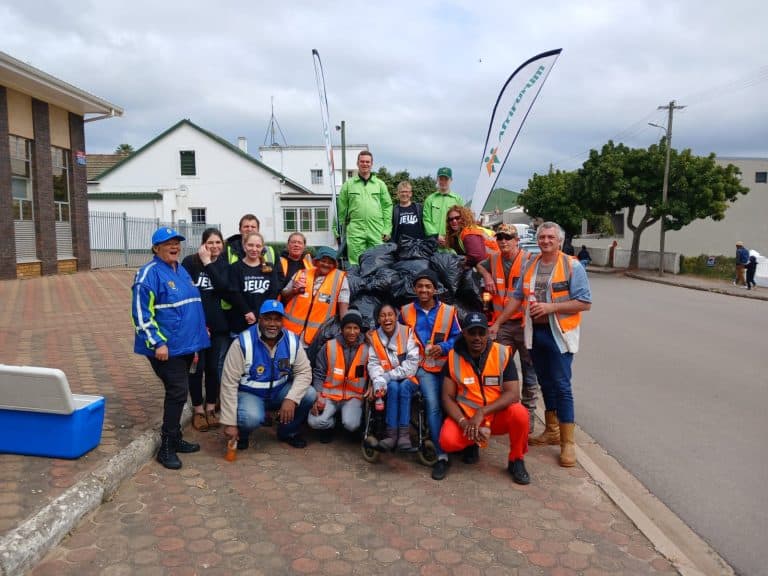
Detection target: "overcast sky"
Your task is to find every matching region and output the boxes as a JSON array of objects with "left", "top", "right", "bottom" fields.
[{"left": 2, "top": 0, "right": 767, "bottom": 201}]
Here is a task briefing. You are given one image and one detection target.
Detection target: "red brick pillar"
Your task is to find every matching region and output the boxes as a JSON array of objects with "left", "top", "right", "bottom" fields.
[
  {"left": 0, "top": 87, "right": 17, "bottom": 279},
  {"left": 69, "top": 112, "right": 90, "bottom": 271},
  {"left": 31, "top": 98, "right": 57, "bottom": 275}
]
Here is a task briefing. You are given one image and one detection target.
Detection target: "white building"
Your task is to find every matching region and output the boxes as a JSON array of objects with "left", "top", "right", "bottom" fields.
[
  {"left": 258, "top": 144, "right": 368, "bottom": 196},
  {"left": 88, "top": 119, "right": 336, "bottom": 246}
]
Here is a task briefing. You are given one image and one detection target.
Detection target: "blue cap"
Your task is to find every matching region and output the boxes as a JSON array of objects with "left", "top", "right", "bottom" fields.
[
  {"left": 151, "top": 227, "right": 185, "bottom": 245},
  {"left": 461, "top": 311, "right": 488, "bottom": 331},
  {"left": 259, "top": 299, "right": 285, "bottom": 316}
]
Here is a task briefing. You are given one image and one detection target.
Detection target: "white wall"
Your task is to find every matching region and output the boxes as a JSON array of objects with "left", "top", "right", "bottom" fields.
[{"left": 259, "top": 145, "right": 367, "bottom": 195}]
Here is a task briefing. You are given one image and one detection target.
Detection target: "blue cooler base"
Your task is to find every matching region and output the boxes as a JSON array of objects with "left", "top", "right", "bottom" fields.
[{"left": 0, "top": 396, "right": 105, "bottom": 459}]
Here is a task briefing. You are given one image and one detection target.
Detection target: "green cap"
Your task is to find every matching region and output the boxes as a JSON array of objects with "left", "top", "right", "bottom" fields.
[{"left": 437, "top": 167, "right": 452, "bottom": 178}]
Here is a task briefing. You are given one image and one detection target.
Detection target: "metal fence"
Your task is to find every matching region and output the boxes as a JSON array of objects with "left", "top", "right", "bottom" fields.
[{"left": 89, "top": 211, "right": 220, "bottom": 269}]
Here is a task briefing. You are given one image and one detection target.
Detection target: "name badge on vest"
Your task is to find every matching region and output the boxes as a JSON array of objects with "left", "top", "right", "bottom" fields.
[
  {"left": 483, "top": 376, "right": 500, "bottom": 387},
  {"left": 318, "top": 293, "right": 332, "bottom": 304},
  {"left": 333, "top": 368, "right": 344, "bottom": 376},
  {"left": 463, "top": 377, "right": 475, "bottom": 385}
]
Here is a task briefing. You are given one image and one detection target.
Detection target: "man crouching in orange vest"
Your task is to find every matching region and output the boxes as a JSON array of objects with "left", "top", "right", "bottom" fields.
[
  {"left": 281, "top": 246, "right": 349, "bottom": 347},
  {"left": 440, "top": 311, "right": 530, "bottom": 484}
]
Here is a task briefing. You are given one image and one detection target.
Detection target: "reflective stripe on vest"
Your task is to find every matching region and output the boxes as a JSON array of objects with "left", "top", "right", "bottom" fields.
[
  {"left": 369, "top": 325, "right": 418, "bottom": 384},
  {"left": 400, "top": 302, "right": 456, "bottom": 373},
  {"left": 447, "top": 343, "right": 508, "bottom": 416},
  {"left": 238, "top": 328, "right": 299, "bottom": 392},
  {"left": 521, "top": 252, "right": 580, "bottom": 333},
  {"left": 489, "top": 250, "right": 528, "bottom": 322},
  {"left": 283, "top": 268, "right": 345, "bottom": 345},
  {"left": 322, "top": 340, "right": 369, "bottom": 400}
]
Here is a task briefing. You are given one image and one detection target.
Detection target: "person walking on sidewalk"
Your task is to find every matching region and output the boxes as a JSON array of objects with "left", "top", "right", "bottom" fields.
[
  {"left": 367, "top": 302, "right": 421, "bottom": 452},
  {"left": 489, "top": 222, "right": 592, "bottom": 468},
  {"left": 336, "top": 150, "right": 393, "bottom": 265},
  {"left": 220, "top": 300, "right": 316, "bottom": 451},
  {"left": 308, "top": 310, "right": 369, "bottom": 442},
  {"left": 746, "top": 255, "right": 758, "bottom": 290},
  {"left": 132, "top": 227, "right": 210, "bottom": 470},
  {"left": 423, "top": 167, "right": 464, "bottom": 249},
  {"left": 399, "top": 270, "right": 461, "bottom": 480},
  {"left": 477, "top": 224, "right": 540, "bottom": 435},
  {"left": 439, "top": 311, "right": 530, "bottom": 484},
  {"left": 735, "top": 241, "right": 750, "bottom": 286}
]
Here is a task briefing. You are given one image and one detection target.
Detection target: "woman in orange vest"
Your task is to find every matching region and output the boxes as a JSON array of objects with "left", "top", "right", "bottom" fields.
[
  {"left": 440, "top": 311, "right": 530, "bottom": 484},
  {"left": 367, "top": 302, "right": 420, "bottom": 452},
  {"left": 307, "top": 311, "right": 369, "bottom": 443},
  {"left": 445, "top": 205, "right": 498, "bottom": 267},
  {"left": 278, "top": 232, "right": 314, "bottom": 290}
]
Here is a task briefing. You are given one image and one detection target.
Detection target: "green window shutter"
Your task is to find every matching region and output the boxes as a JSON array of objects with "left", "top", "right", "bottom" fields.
[{"left": 180, "top": 151, "right": 196, "bottom": 176}]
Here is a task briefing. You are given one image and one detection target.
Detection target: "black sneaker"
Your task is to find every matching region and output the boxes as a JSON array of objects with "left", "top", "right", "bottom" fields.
[
  {"left": 280, "top": 434, "right": 308, "bottom": 448},
  {"left": 236, "top": 437, "right": 249, "bottom": 450},
  {"left": 431, "top": 459, "right": 450, "bottom": 481},
  {"left": 462, "top": 444, "right": 480, "bottom": 464},
  {"left": 508, "top": 459, "right": 530, "bottom": 485},
  {"left": 176, "top": 438, "right": 200, "bottom": 453}
]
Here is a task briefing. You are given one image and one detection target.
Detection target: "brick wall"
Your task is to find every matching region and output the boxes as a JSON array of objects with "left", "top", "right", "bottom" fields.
[
  {"left": 0, "top": 87, "right": 18, "bottom": 280},
  {"left": 68, "top": 112, "right": 90, "bottom": 271},
  {"left": 16, "top": 261, "right": 41, "bottom": 278},
  {"left": 57, "top": 259, "right": 77, "bottom": 274},
  {"left": 31, "top": 98, "right": 56, "bottom": 275}
]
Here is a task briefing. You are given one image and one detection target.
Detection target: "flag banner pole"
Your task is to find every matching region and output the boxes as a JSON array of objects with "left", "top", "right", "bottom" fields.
[
  {"left": 471, "top": 48, "right": 562, "bottom": 216},
  {"left": 311, "top": 49, "right": 341, "bottom": 242}
]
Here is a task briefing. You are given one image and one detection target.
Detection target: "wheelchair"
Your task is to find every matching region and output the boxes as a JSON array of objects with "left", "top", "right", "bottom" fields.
[{"left": 360, "top": 386, "right": 438, "bottom": 466}]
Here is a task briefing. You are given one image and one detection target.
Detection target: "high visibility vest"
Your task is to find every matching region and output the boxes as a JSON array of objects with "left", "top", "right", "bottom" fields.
[
  {"left": 321, "top": 339, "right": 369, "bottom": 401},
  {"left": 400, "top": 302, "right": 456, "bottom": 373},
  {"left": 280, "top": 254, "right": 314, "bottom": 277},
  {"left": 446, "top": 342, "right": 509, "bottom": 417},
  {"left": 488, "top": 250, "right": 529, "bottom": 322},
  {"left": 521, "top": 251, "right": 580, "bottom": 333},
  {"left": 283, "top": 268, "right": 346, "bottom": 346},
  {"left": 228, "top": 244, "right": 276, "bottom": 266},
  {"left": 237, "top": 327, "right": 299, "bottom": 398},
  {"left": 459, "top": 226, "right": 499, "bottom": 255},
  {"left": 368, "top": 325, "right": 418, "bottom": 384}
]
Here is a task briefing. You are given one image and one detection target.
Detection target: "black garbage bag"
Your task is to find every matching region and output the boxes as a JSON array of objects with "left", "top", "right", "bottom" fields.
[
  {"left": 366, "top": 267, "right": 400, "bottom": 294},
  {"left": 358, "top": 243, "right": 398, "bottom": 277},
  {"left": 429, "top": 252, "right": 465, "bottom": 296},
  {"left": 391, "top": 259, "right": 431, "bottom": 277},
  {"left": 456, "top": 268, "right": 484, "bottom": 310},
  {"left": 397, "top": 236, "right": 438, "bottom": 260},
  {"left": 345, "top": 265, "right": 364, "bottom": 300},
  {"left": 305, "top": 317, "right": 341, "bottom": 367},
  {"left": 350, "top": 293, "right": 383, "bottom": 331}
]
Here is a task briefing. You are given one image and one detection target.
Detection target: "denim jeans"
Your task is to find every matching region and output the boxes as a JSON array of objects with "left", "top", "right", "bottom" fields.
[
  {"left": 308, "top": 397, "right": 363, "bottom": 432},
  {"left": 385, "top": 379, "right": 415, "bottom": 429},
  {"left": 417, "top": 368, "right": 446, "bottom": 458},
  {"left": 530, "top": 325, "right": 574, "bottom": 423},
  {"left": 237, "top": 384, "right": 316, "bottom": 439}
]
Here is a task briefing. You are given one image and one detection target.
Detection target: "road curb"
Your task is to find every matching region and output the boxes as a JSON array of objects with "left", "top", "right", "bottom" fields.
[
  {"left": 625, "top": 272, "right": 768, "bottom": 301},
  {"left": 0, "top": 409, "right": 191, "bottom": 576}
]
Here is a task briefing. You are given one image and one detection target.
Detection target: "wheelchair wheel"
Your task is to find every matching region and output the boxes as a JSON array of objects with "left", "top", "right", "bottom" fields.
[
  {"left": 418, "top": 439, "right": 438, "bottom": 467},
  {"left": 361, "top": 441, "right": 381, "bottom": 463}
]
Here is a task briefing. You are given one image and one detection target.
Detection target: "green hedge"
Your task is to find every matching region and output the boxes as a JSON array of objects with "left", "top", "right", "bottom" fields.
[{"left": 679, "top": 254, "right": 735, "bottom": 280}]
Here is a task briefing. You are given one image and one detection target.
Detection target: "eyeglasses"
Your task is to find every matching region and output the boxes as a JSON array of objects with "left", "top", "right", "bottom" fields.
[
  {"left": 447, "top": 216, "right": 461, "bottom": 222},
  {"left": 495, "top": 234, "right": 516, "bottom": 241}
]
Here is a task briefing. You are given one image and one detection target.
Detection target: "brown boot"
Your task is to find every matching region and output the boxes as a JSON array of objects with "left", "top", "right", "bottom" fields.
[
  {"left": 397, "top": 426, "right": 417, "bottom": 453},
  {"left": 559, "top": 422, "right": 576, "bottom": 467},
  {"left": 529, "top": 410, "right": 560, "bottom": 445},
  {"left": 378, "top": 427, "right": 397, "bottom": 451}
]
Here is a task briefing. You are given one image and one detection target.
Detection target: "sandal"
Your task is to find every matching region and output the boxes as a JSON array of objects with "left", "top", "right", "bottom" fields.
[
  {"left": 192, "top": 412, "right": 209, "bottom": 432},
  {"left": 206, "top": 410, "right": 220, "bottom": 429}
]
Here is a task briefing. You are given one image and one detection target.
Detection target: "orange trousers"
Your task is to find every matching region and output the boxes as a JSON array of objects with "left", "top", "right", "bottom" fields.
[{"left": 439, "top": 403, "right": 529, "bottom": 461}]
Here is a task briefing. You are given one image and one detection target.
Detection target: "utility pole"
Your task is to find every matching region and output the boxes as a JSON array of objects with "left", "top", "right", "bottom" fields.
[
  {"left": 651, "top": 100, "right": 685, "bottom": 276},
  {"left": 339, "top": 121, "right": 347, "bottom": 184}
]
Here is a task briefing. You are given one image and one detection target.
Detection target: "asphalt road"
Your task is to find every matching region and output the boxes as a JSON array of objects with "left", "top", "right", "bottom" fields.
[{"left": 575, "top": 275, "right": 768, "bottom": 576}]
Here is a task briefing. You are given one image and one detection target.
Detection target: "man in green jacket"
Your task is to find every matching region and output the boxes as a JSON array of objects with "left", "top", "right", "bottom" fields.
[
  {"left": 337, "top": 151, "right": 393, "bottom": 265},
  {"left": 423, "top": 167, "right": 465, "bottom": 249}
]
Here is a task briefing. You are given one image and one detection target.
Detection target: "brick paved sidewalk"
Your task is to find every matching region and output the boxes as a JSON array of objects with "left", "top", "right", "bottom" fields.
[{"left": 31, "top": 427, "right": 677, "bottom": 576}]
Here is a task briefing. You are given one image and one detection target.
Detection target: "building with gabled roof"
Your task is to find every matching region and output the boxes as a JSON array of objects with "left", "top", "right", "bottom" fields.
[{"left": 0, "top": 50, "right": 122, "bottom": 278}]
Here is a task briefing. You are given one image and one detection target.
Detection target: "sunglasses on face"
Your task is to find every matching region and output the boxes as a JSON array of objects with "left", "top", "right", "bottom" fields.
[
  {"left": 448, "top": 216, "right": 461, "bottom": 222},
  {"left": 495, "top": 234, "right": 516, "bottom": 241}
]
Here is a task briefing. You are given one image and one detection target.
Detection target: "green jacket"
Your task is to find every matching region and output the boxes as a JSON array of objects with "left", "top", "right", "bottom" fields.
[
  {"left": 337, "top": 174, "right": 393, "bottom": 236},
  {"left": 423, "top": 190, "right": 465, "bottom": 237}
]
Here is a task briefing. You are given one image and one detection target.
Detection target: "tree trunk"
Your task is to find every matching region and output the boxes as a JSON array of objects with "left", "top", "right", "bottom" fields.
[{"left": 625, "top": 205, "right": 658, "bottom": 269}]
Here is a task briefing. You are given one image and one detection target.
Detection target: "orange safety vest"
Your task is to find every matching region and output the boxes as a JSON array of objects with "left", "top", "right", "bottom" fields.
[
  {"left": 279, "top": 254, "right": 314, "bottom": 277},
  {"left": 400, "top": 301, "right": 457, "bottom": 373},
  {"left": 459, "top": 225, "right": 499, "bottom": 255},
  {"left": 520, "top": 251, "right": 580, "bottom": 333},
  {"left": 488, "top": 250, "right": 529, "bottom": 322},
  {"left": 321, "top": 339, "right": 369, "bottom": 401},
  {"left": 283, "top": 268, "right": 346, "bottom": 345},
  {"left": 447, "top": 342, "right": 509, "bottom": 418},
  {"left": 368, "top": 325, "right": 418, "bottom": 384}
]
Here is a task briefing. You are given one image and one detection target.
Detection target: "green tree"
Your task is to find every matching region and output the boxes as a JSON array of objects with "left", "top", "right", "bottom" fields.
[
  {"left": 517, "top": 169, "right": 586, "bottom": 239},
  {"left": 578, "top": 140, "right": 749, "bottom": 268},
  {"left": 115, "top": 143, "right": 134, "bottom": 155}
]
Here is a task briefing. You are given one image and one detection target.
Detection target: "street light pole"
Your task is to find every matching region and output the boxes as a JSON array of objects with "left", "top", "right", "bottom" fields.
[
  {"left": 336, "top": 121, "right": 347, "bottom": 184},
  {"left": 650, "top": 100, "right": 685, "bottom": 276}
]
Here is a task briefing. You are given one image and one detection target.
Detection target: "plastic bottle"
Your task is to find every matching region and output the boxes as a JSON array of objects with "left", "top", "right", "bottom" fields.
[
  {"left": 374, "top": 390, "right": 385, "bottom": 412},
  {"left": 225, "top": 438, "right": 238, "bottom": 462},
  {"left": 296, "top": 270, "right": 306, "bottom": 294},
  {"left": 478, "top": 419, "right": 492, "bottom": 448},
  {"left": 189, "top": 352, "right": 199, "bottom": 374}
]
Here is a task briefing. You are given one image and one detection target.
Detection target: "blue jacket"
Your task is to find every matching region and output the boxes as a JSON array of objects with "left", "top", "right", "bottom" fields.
[
  {"left": 736, "top": 246, "right": 750, "bottom": 265},
  {"left": 132, "top": 256, "right": 210, "bottom": 357},
  {"left": 237, "top": 327, "right": 299, "bottom": 398}
]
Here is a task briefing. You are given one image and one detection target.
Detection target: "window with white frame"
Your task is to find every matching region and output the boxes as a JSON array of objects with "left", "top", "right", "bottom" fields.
[
  {"left": 283, "top": 208, "right": 298, "bottom": 232},
  {"left": 10, "top": 135, "right": 33, "bottom": 221},
  {"left": 52, "top": 147, "right": 70, "bottom": 222},
  {"left": 315, "top": 208, "right": 329, "bottom": 231},
  {"left": 190, "top": 208, "right": 206, "bottom": 224},
  {"left": 310, "top": 169, "right": 323, "bottom": 185},
  {"left": 283, "top": 207, "right": 330, "bottom": 232},
  {"left": 300, "top": 208, "right": 312, "bottom": 231}
]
